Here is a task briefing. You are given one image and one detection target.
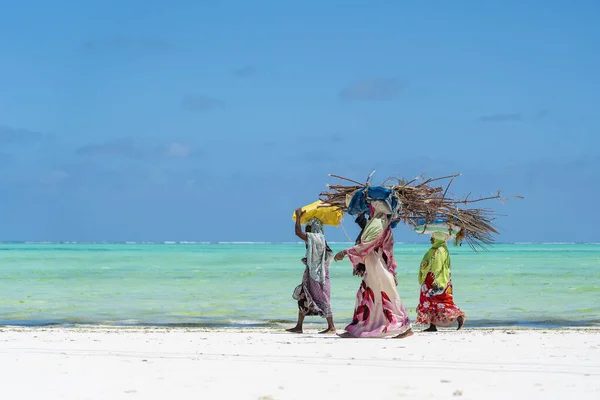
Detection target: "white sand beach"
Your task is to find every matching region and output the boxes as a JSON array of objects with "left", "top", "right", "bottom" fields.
[{"left": 1, "top": 327, "right": 598, "bottom": 400}]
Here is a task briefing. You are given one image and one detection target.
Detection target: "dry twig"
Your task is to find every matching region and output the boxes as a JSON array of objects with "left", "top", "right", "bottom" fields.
[{"left": 320, "top": 173, "right": 521, "bottom": 249}]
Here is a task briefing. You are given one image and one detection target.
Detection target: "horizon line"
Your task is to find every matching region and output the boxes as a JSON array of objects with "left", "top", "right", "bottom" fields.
[{"left": 0, "top": 241, "right": 597, "bottom": 245}]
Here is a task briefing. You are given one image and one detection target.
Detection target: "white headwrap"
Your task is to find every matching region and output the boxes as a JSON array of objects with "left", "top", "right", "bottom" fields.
[
  {"left": 306, "top": 218, "right": 324, "bottom": 234},
  {"left": 432, "top": 231, "right": 452, "bottom": 242},
  {"left": 370, "top": 200, "right": 392, "bottom": 217}
]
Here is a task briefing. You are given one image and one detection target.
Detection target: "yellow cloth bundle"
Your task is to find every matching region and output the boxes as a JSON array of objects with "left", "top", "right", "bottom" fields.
[{"left": 292, "top": 200, "right": 344, "bottom": 226}]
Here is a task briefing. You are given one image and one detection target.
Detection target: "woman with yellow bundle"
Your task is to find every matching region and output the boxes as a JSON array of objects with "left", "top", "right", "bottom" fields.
[{"left": 287, "top": 208, "right": 336, "bottom": 334}]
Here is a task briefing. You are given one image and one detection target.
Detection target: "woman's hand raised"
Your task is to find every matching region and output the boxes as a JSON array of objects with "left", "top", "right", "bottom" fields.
[
  {"left": 334, "top": 251, "right": 346, "bottom": 261},
  {"left": 295, "top": 208, "right": 306, "bottom": 219}
]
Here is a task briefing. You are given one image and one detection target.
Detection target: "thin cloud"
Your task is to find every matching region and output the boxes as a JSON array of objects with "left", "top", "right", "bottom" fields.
[
  {"left": 56, "top": 160, "right": 145, "bottom": 190},
  {"left": 167, "top": 142, "right": 191, "bottom": 158},
  {"left": 479, "top": 113, "right": 523, "bottom": 122},
  {"left": 75, "top": 139, "right": 148, "bottom": 159},
  {"left": 75, "top": 139, "right": 197, "bottom": 160},
  {"left": 79, "top": 37, "right": 174, "bottom": 53},
  {"left": 535, "top": 110, "right": 550, "bottom": 119},
  {"left": 298, "top": 151, "right": 336, "bottom": 164},
  {"left": 295, "top": 134, "right": 347, "bottom": 144},
  {"left": 232, "top": 65, "right": 258, "bottom": 78},
  {"left": 0, "top": 152, "right": 15, "bottom": 167},
  {"left": 331, "top": 133, "right": 345, "bottom": 143},
  {"left": 0, "top": 126, "right": 46, "bottom": 146},
  {"left": 181, "top": 95, "right": 223, "bottom": 112},
  {"left": 40, "top": 170, "right": 69, "bottom": 186},
  {"left": 340, "top": 78, "right": 404, "bottom": 101}
]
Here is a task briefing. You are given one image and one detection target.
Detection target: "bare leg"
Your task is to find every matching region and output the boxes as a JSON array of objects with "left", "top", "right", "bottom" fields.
[
  {"left": 319, "top": 317, "right": 336, "bottom": 334},
  {"left": 423, "top": 324, "right": 438, "bottom": 332},
  {"left": 457, "top": 316, "right": 465, "bottom": 330},
  {"left": 393, "top": 328, "right": 414, "bottom": 339},
  {"left": 286, "top": 312, "right": 305, "bottom": 333}
]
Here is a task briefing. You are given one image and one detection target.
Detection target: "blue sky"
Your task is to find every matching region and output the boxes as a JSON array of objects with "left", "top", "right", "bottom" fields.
[{"left": 0, "top": 0, "right": 598, "bottom": 242}]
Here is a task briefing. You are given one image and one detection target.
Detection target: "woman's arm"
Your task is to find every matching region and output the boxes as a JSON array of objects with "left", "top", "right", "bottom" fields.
[
  {"left": 419, "top": 251, "right": 432, "bottom": 284},
  {"left": 334, "top": 217, "right": 385, "bottom": 262},
  {"left": 421, "top": 247, "right": 449, "bottom": 290},
  {"left": 294, "top": 208, "right": 308, "bottom": 242},
  {"left": 430, "top": 247, "right": 450, "bottom": 289}
]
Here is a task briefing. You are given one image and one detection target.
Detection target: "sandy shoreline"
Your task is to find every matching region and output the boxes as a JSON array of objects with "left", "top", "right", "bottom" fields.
[{"left": 1, "top": 327, "right": 599, "bottom": 399}]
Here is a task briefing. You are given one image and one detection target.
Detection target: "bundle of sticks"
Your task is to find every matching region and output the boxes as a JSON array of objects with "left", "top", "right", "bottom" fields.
[{"left": 320, "top": 173, "right": 521, "bottom": 249}]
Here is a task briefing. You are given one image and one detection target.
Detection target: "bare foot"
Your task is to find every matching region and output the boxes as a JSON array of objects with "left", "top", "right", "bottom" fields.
[
  {"left": 319, "top": 327, "right": 337, "bottom": 334},
  {"left": 457, "top": 316, "right": 465, "bottom": 330},
  {"left": 286, "top": 327, "right": 303, "bottom": 333},
  {"left": 393, "top": 329, "right": 414, "bottom": 339},
  {"left": 337, "top": 332, "right": 355, "bottom": 338},
  {"left": 423, "top": 325, "right": 438, "bottom": 332}
]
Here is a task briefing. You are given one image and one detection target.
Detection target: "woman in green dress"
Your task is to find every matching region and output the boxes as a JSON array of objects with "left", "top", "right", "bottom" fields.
[{"left": 416, "top": 231, "right": 466, "bottom": 331}]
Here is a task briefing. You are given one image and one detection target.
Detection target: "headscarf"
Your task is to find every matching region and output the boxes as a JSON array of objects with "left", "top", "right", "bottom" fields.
[
  {"left": 306, "top": 218, "right": 324, "bottom": 234},
  {"left": 420, "top": 233, "right": 451, "bottom": 288},
  {"left": 304, "top": 218, "right": 332, "bottom": 284},
  {"left": 432, "top": 231, "right": 452, "bottom": 242},
  {"left": 355, "top": 200, "right": 391, "bottom": 243},
  {"left": 369, "top": 199, "right": 392, "bottom": 217}
]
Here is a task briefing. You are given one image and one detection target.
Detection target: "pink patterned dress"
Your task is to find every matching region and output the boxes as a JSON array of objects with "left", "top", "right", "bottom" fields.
[{"left": 343, "top": 217, "right": 412, "bottom": 337}]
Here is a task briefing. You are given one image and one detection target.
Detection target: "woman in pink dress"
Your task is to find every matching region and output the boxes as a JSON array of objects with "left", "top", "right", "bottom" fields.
[{"left": 334, "top": 200, "right": 413, "bottom": 338}]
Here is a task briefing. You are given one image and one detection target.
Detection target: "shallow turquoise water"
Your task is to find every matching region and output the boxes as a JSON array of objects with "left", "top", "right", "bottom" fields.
[{"left": 0, "top": 243, "right": 599, "bottom": 328}]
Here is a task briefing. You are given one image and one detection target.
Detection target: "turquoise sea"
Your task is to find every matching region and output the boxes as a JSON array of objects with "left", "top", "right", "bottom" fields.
[{"left": 1, "top": 243, "right": 599, "bottom": 328}]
